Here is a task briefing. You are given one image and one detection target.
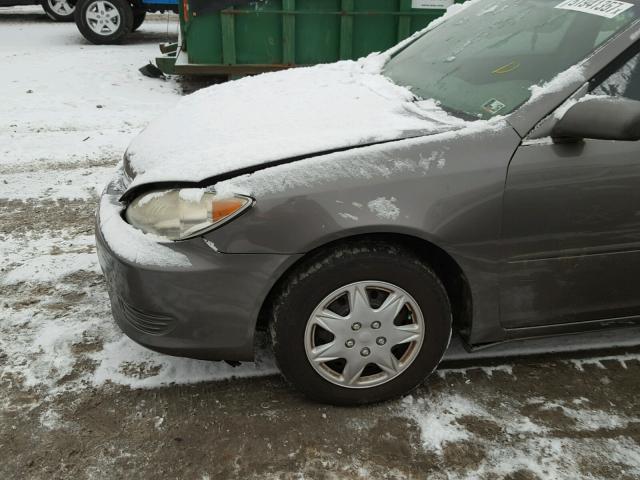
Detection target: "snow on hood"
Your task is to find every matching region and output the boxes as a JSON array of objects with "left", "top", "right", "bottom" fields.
[
  {"left": 124, "top": 0, "right": 485, "bottom": 191},
  {"left": 125, "top": 55, "right": 470, "bottom": 190}
]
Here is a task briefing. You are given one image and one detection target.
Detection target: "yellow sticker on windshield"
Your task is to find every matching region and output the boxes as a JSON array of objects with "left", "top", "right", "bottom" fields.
[
  {"left": 555, "top": 0, "right": 633, "bottom": 19},
  {"left": 493, "top": 61, "right": 521, "bottom": 74}
]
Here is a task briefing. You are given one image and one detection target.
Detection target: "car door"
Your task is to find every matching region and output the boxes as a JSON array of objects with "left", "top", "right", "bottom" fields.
[{"left": 500, "top": 46, "right": 640, "bottom": 330}]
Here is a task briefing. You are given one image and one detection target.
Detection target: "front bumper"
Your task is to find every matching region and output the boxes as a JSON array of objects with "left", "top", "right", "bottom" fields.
[{"left": 95, "top": 180, "right": 299, "bottom": 361}]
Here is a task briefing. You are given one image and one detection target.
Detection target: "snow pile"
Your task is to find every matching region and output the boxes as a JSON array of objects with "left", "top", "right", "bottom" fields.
[
  {"left": 91, "top": 335, "right": 277, "bottom": 389},
  {"left": 529, "top": 64, "right": 586, "bottom": 102}
]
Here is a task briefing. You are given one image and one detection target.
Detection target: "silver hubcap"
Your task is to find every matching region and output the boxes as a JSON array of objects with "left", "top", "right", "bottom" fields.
[
  {"left": 304, "top": 281, "right": 425, "bottom": 389},
  {"left": 86, "top": 0, "right": 120, "bottom": 36},
  {"left": 48, "top": 0, "right": 74, "bottom": 16}
]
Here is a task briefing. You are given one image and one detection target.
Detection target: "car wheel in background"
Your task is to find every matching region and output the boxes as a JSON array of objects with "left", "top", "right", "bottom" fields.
[
  {"left": 132, "top": 9, "right": 146, "bottom": 32},
  {"left": 42, "top": 0, "right": 76, "bottom": 21},
  {"left": 75, "top": 0, "right": 133, "bottom": 45},
  {"left": 271, "top": 241, "right": 452, "bottom": 405},
  {"left": 131, "top": 10, "right": 147, "bottom": 32}
]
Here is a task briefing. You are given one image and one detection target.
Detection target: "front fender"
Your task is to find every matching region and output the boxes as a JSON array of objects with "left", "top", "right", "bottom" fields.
[{"left": 204, "top": 125, "right": 520, "bottom": 261}]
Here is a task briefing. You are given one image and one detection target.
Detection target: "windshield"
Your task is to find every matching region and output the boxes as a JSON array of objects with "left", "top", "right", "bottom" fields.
[{"left": 383, "top": 0, "right": 639, "bottom": 119}]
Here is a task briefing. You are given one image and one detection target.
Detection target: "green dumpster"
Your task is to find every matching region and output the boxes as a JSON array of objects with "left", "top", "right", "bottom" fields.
[{"left": 157, "top": 0, "right": 462, "bottom": 76}]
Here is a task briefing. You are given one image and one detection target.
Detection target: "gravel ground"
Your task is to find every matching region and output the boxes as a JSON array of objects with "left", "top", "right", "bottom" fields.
[{"left": 1, "top": 8, "right": 639, "bottom": 480}]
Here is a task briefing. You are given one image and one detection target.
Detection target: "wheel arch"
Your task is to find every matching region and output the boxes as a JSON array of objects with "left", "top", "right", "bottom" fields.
[{"left": 255, "top": 232, "right": 473, "bottom": 343}]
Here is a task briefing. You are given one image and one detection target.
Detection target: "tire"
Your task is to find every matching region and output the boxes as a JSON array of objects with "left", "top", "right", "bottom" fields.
[
  {"left": 132, "top": 9, "right": 145, "bottom": 32},
  {"left": 74, "top": 0, "right": 133, "bottom": 45},
  {"left": 271, "top": 241, "right": 452, "bottom": 406},
  {"left": 42, "top": 0, "right": 76, "bottom": 21}
]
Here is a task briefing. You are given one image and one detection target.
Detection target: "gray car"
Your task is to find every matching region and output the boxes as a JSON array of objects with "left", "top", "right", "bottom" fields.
[{"left": 96, "top": 0, "right": 640, "bottom": 405}]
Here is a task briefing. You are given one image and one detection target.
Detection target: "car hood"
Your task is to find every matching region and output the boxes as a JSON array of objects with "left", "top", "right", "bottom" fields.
[{"left": 124, "top": 55, "right": 471, "bottom": 194}]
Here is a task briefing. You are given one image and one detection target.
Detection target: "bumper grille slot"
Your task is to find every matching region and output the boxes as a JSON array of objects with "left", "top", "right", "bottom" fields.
[{"left": 118, "top": 298, "right": 176, "bottom": 336}]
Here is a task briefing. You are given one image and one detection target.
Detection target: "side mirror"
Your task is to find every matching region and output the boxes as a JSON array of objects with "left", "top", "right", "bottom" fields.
[{"left": 551, "top": 97, "right": 640, "bottom": 142}]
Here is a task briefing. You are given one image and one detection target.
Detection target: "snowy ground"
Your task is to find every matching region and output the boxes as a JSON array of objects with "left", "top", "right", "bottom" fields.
[{"left": 1, "top": 8, "right": 640, "bottom": 480}]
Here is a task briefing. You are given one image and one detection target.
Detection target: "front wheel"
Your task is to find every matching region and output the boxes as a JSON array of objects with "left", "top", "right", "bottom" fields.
[
  {"left": 74, "top": 0, "right": 133, "bottom": 45},
  {"left": 271, "top": 241, "right": 452, "bottom": 405},
  {"left": 42, "top": 0, "right": 76, "bottom": 21}
]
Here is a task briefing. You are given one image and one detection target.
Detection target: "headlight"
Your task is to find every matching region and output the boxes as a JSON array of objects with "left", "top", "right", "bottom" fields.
[{"left": 125, "top": 188, "right": 252, "bottom": 241}]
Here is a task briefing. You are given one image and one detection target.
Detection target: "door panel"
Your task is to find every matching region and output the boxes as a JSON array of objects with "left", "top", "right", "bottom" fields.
[{"left": 501, "top": 139, "right": 640, "bottom": 328}]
